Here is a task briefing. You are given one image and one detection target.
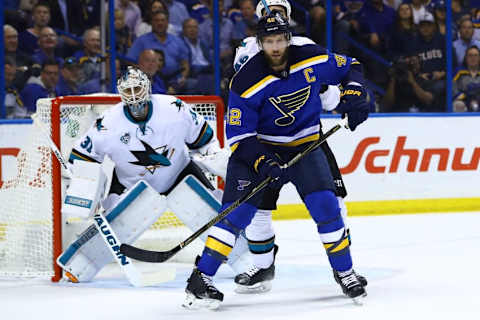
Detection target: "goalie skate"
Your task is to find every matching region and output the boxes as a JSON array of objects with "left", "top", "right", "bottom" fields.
[
  {"left": 334, "top": 269, "right": 367, "bottom": 304},
  {"left": 234, "top": 244, "right": 278, "bottom": 293},
  {"left": 183, "top": 269, "right": 224, "bottom": 310}
]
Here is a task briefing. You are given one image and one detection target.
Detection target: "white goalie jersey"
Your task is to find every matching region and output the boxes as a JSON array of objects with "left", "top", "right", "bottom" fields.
[
  {"left": 69, "top": 94, "right": 214, "bottom": 193},
  {"left": 234, "top": 36, "right": 340, "bottom": 111}
]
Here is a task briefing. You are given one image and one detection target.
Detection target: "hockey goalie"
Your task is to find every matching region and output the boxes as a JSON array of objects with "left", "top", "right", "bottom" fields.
[{"left": 57, "top": 67, "right": 248, "bottom": 283}]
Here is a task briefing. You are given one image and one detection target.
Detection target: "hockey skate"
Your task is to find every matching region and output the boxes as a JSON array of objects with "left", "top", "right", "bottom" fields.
[
  {"left": 334, "top": 269, "right": 368, "bottom": 287},
  {"left": 183, "top": 269, "right": 224, "bottom": 310},
  {"left": 333, "top": 269, "right": 367, "bottom": 304},
  {"left": 234, "top": 244, "right": 278, "bottom": 293}
]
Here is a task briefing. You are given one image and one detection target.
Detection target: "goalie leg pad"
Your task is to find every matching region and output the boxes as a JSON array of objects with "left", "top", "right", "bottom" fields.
[
  {"left": 166, "top": 175, "right": 251, "bottom": 272},
  {"left": 62, "top": 160, "right": 107, "bottom": 219},
  {"left": 166, "top": 175, "right": 221, "bottom": 242},
  {"left": 57, "top": 181, "right": 167, "bottom": 282}
]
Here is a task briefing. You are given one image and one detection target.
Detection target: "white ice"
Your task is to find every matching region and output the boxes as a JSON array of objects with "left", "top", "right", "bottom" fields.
[{"left": 1, "top": 211, "right": 479, "bottom": 320}]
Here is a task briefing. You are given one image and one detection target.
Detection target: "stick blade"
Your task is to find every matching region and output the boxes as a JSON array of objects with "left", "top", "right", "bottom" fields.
[{"left": 120, "top": 244, "right": 173, "bottom": 263}]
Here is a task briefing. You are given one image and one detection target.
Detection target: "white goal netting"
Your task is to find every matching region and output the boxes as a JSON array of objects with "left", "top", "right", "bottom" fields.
[{"left": 0, "top": 94, "right": 225, "bottom": 280}]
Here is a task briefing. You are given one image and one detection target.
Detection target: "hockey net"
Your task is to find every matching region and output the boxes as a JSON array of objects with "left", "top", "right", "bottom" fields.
[{"left": 0, "top": 94, "right": 225, "bottom": 281}]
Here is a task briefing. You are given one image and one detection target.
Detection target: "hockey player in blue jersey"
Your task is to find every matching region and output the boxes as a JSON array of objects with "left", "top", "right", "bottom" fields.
[{"left": 183, "top": 12, "right": 369, "bottom": 309}]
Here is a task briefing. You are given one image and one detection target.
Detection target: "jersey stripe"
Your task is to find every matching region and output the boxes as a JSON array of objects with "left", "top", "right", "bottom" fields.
[
  {"left": 240, "top": 75, "right": 278, "bottom": 98},
  {"left": 69, "top": 148, "right": 100, "bottom": 163},
  {"left": 259, "top": 133, "right": 319, "bottom": 147},
  {"left": 289, "top": 54, "right": 329, "bottom": 74},
  {"left": 187, "top": 122, "right": 213, "bottom": 149}
]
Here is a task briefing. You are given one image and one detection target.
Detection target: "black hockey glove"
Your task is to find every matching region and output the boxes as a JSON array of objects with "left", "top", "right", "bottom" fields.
[
  {"left": 235, "top": 136, "right": 287, "bottom": 189},
  {"left": 254, "top": 154, "right": 286, "bottom": 189},
  {"left": 335, "top": 85, "right": 370, "bottom": 131}
]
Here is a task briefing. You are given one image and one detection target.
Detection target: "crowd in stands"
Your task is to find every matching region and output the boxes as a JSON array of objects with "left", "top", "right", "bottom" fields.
[{"left": 3, "top": 0, "right": 480, "bottom": 119}]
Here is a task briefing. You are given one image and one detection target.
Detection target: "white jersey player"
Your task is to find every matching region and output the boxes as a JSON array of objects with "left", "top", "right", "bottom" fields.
[
  {"left": 57, "top": 67, "right": 249, "bottom": 283},
  {"left": 230, "top": 0, "right": 367, "bottom": 294}
]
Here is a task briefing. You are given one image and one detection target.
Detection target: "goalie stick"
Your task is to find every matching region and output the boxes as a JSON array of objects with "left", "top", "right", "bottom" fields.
[
  {"left": 31, "top": 113, "right": 175, "bottom": 286},
  {"left": 120, "top": 118, "right": 349, "bottom": 263}
]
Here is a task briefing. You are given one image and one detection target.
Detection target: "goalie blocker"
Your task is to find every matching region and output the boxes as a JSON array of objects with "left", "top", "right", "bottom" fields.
[{"left": 58, "top": 164, "right": 251, "bottom": 283}]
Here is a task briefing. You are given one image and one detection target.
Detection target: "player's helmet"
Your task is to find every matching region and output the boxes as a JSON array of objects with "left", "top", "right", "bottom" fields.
[
  {"left": 256, "top": 11, "right": 292, "bottom": 46},
  {"left": 117, "top": 67, "right": 152, "bottom": 120},
  {"left": 256, "top": 0, "right": 292, "bottom": 22}
]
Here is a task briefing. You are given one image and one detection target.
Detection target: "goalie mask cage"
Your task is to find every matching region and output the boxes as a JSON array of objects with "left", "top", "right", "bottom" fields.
[{"left": 0, "top": 95, "right": 225, "bottom": 282}]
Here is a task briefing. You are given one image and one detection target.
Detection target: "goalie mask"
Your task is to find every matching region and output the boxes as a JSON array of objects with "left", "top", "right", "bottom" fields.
[{"left": 117, "top": 67, "right": 152, "bottom": 121}]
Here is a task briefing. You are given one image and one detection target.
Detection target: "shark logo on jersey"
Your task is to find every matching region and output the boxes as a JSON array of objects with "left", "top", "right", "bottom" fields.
[
  {"left": 269, "top": 86, "right": 311, "bottom": 126},
  {"left": 237, "top": 180, "right": 251, "bottom": 191},
  {"left": 120, "top": 132, "right": 130, "bottom": 144},
  {"left": 171, "top": 99, "right": 184, "bottom": 110},
  {"left": 129, "top": 140, "right": 173, "bottom": 174},
  {"left": 95, "top": 117, "right": 106, "bottom": 131}
]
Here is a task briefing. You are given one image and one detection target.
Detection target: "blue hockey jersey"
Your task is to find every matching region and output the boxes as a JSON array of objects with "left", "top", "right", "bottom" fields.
[{"left": 227, "top": 44, "right": 362, "bottom": 151}]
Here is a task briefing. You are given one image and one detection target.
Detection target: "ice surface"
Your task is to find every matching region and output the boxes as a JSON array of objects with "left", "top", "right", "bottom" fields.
[{"left": 1, "top": 211, "right": 479, "bottom": 320}]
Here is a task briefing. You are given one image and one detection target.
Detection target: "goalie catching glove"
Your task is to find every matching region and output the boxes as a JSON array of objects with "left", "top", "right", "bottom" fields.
[
  {"left": 335, "top": 84, "right": 370, "bottom": 131},
  {"left": 191, "top": 139, "right": 231, "bottom": 179}
]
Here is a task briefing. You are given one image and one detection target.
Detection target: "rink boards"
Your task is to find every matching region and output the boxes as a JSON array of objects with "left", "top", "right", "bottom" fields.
[{"left": 1, "top": 115, "right": 479, "bottom": 217}]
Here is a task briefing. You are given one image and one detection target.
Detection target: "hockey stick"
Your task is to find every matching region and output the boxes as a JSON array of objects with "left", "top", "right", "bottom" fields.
[
  {"left": 120, "top": 118, "right": 349, "bottom": 263},
  {"left": 31, "top": 113, "right": 175, "bottom": 286}
]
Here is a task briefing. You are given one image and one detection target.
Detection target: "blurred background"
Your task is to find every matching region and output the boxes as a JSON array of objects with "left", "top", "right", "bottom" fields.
[{"left": 3, "top": 0, "right": 480, "bottom": 117}]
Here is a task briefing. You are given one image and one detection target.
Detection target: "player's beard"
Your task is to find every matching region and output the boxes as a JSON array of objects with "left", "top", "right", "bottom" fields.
[{"left": 265, "top": 49, "right": 288, "bottom": 70}]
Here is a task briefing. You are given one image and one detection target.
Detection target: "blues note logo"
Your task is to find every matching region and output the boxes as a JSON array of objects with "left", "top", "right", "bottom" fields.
[{"left": 237, "top": 180, "right": 251, "bottom": 191}]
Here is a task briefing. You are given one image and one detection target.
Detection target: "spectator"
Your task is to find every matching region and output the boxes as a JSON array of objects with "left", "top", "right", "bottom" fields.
[
  {"left": 137, "top": 49, "right": 167, "bottom": 93},
  {"left": 233, "top": 0, "right": 258, "bottom": 40},
  {"left": 112, "top": 9, "right": 132, "bottom": 54},
  {"left": 74, "top": 28, "right": 102, "bottom": 82},
  {"left": 56, "top": 57, "right": 81, "bottom": 96},
  {"left": 472, "top": 9, "right": 480, "bottom": 41},
  {"left": 154, "top": 49, "right": 176, "bottom": 94},
  {"left": 4, "top": 24, "right": 34, "bottom": 90},
  {"left": 135, "top": 1, "right": 176, "bottom": 37},
  {"left": 18, "top": 2, "right": 51, "bottom": 55},
  {"left": 410, "top": 0, "right": 427, "bottom": 25},
  {"left": 382, "top": 54, "right": 435, "bottom": 112},
  {"left": 198, "top": 0, "right": 235, "bottom": 69},
  {"left": 42, "top": 0, "right": 82, "bottom": 56},
  {"left": 32, "top": 27, "right": 63, "bottom": 66},
  {"left": 115, "top": 0, "right": 142, "bottom": 34},
  {"left": 356, "top": 0, "right": 396, "bottom": 51},
  {"left": 432, "top": 0, "right": 447, "bottom": 36},
  {"left": 412, "top": 12, "right": 447, "bottom": 110},
  {"left": 164, "top": 0, "right": 191, "bottom": 35},
  {"left": 334, "top": 0, "right": 365, "bottom": 54},
  {"left": 355, "top": 0, "right": 396, "bottom": 85},
  {"left": 4, "top": 57, "right": 28, "bottom": 119},
  {"left": 453, "top": 46, "right": 480, "bottom": 112},
  {"left": 181, "top": 18, "right": 214, "bottom": 94},
  {"left": 188, "top": 0, "right": 210, "bottom": 24},
  {"left": 451, "top": 0, "right": 470, "bottom": 25},
  {"left": 303, "top": 1, "right": 328, "bottom": 45},
  {"left": 68, "top": 1, "right": 101, "bottom": 37},
  {"left": 388, "top": 3, "right": 417, "bottom": 60},
  {"left": 127, "top": 10, "right": 190, "bottom": 88},
  {"left": 20, "top": 59, "right": 60, "bottom": 114},
  {"left": 79, "top": 59, "right": 121, "bottom": 94},
  {"left": 453, "top": 18, "right": 480, "bottom": 66}
]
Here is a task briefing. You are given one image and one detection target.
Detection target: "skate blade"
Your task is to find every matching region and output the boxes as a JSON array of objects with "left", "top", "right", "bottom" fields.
[
  {"left": 235, "top": 280, "right": 272, "bottom": 294},
  {"left": 182, "top": 293, "right": 221, "bottom": 310},
  {"left": 351, "top": 292, "right": 367, "bottom": 306}
]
